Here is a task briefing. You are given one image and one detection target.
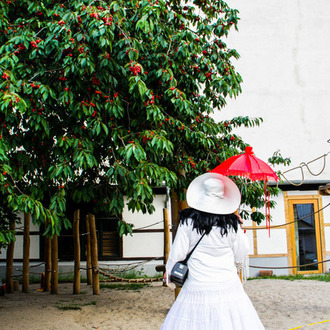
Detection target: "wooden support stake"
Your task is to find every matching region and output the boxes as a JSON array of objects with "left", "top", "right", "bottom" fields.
[
  {"left": 6, "top": 222, "right": 15, "bottom": 294},
  {"left": 73, "top": 209, "right": 80, "bottom": 294},
  {"left": 44, "top": 220, "right": 51, "bottom": 292},
  {"left": 22, "top": 213, "right": 30, "bottom": 293},
  {"left": 85, "top": 214, "right": 92, "bottom": 285},
  {"left": 89, "top": 214, "right": 99, "bottom": 295},
  {"left": 51, "top": 234, "right": 58, "bottom": 294}
]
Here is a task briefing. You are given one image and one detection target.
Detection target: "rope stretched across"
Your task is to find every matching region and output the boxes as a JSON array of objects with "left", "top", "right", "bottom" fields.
[
  {"left": 245, "top": 202, "right": 330, "bottom": 231},
  {"left": 98, "top": 268, "right": 162, "bottom": 283},
  {"left": 249, "top": 258, "right": 330, "bottom": 269}
]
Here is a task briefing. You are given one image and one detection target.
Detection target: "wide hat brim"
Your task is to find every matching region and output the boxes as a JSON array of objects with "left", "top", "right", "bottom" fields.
[{"left": 186, "top": 173, "right": 241, "bottom": 215}]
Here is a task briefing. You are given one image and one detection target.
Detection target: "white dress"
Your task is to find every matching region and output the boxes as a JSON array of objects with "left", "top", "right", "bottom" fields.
[{"left": 161, "top": 219, "right": 264, "bottom": 330}]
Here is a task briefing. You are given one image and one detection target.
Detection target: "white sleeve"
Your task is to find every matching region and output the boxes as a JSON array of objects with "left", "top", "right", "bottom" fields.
[
  {"left": 232, "top": 226, "right": 250, "bottom": 263},
  {"left": 165, "top": 222, "right": 190, "bottom": 284}
]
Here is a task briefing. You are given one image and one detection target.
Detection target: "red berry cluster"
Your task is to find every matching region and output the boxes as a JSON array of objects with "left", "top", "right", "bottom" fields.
[
  {"left": 30, "top": 39, "right": 41, "bottom": 49},
  {"left": 215, "top": 39, "right": 224, "bottom": 49},
  {"left": 205, "top": 69, "right": 215, "bottom": 80},
  {"left": 103, "top": 16, "right": 113, "bottom": 26},
  {"left": 143, "top": 93, "right": 155, "bottom": 106},
  {"left": 31, "top": 99, "right": 44, "bottom": 115},
  {"left": 2, "top": 73, "right": 9, "bottom": 80},
  {"left": 129, "top": 62, "right": 141, "bottom": 76},
  {"left": 92, "top": 76, "right": 100, "bottom": 85},
  {"left": 80, "top": 100, "right": 95, "bottom": 108},
  {"left": 188, "top": 157, "right": 196, "bottom": 169},
  {"left": 14, "top": 43, "right": 26, "bottom": 54},
  {"left": 90, "top": 12, "right": 99, "bottom": 20},
  {"left": 30, "top": 83, "right": 40, "bottom": 89},
  {"left": 126, "top": 48, "right": 138, "bottom": 56},
  {"left": 141, "top": 131, "right": 154, "bottom": 143}
]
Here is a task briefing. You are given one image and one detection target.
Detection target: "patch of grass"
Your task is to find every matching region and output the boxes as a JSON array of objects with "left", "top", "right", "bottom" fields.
[
  {"left": 56, "top": 304, "right": 82, "bottom": 311},
  {"left": 55, "top": 300, "right": 96, "bottom": 311},
  {"left": 100, "top": 283, "right": 149, "bottom": 290},
  {"left": 101, "top": 269, "right": 162, "bottom": 280},
  {"left": 248, "top": 273, "right": 330, "bottom": 282}
]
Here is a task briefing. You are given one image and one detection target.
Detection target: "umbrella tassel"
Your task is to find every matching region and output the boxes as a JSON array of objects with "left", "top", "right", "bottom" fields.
[
  {"left": 265, "top": 179, "right": 271, "bottom": 237},
  {"left": 267, "top": 180, "right": 271, "bottom": 237}
]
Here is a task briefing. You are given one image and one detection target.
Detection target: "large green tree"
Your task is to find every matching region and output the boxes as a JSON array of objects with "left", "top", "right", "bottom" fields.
[{"left": 0, "top": 0, "right": 285, "bottom": 240}]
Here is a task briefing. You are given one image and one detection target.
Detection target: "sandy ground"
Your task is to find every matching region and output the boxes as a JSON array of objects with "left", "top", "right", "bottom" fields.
[{"left": 0, "top": 279, "right": 329, "bottom": 330}]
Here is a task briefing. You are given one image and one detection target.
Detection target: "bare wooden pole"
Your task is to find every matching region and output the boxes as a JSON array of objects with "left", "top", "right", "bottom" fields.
[
  {"left": 89, "top": 214, "right": 99, "bottom": 295},
  {"left": 51, "top": 234, "right": 58, "bottom": 294},
  {"left": 44, "top": 220, "right": 51, "bottom": 292},
  {"left": 22, "top": 213, "right": 30, "bottom": 293},
  {"left": 73, "top": 210, "right": 81, "bottom": 294},
  {"left": 85, "top": 214, "right": 92, "bottom": 285},
  {"left": 5, "top": 222, "right": 15, "bottom": 294}
]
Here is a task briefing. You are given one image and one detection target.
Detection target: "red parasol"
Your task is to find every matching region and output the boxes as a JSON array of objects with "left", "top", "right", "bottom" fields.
[{"left": 211, "top": 146, "right": 279, "bottom": 235}]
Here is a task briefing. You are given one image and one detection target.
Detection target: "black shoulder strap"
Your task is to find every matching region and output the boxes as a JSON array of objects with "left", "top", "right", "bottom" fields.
[{"left": 183, "top": 231, "right": 206, "bottom": 263}]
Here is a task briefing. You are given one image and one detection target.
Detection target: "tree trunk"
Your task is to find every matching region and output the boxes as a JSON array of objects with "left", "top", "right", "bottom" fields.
[
  {"left": 163, "top": 208, "right": 170, "bottom": 287},
  {"left": 22, "top": 213, "right": 30, "bottom": 293},
  {"left": 44, "top": 220, "right": 52, "bottom": 292},
  {"left": 85, "top": 214, "right": 92, "bottom": 285},
  {"left": 163, "top": 208, "right": 170, "bottom": 263},
  {"left": 73, "top": 209, "right": 80, "bottom": 294},
  {"left": 89, "top": 214, "right": 99, "bottom": 295},
  {"left": 170, "top": 190, "right": 188, "bottom": 240},
  {"left": 51, "top": 234, "right": 58, "bottom": 294},
  {"left": 171, "top": 191, "right": 188, "bottom": 299},
  {"left": 5, "top": 222, "right": 15, "bottom": 294}
]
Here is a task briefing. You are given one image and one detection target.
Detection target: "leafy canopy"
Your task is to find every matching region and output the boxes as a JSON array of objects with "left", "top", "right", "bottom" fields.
[{"left": 0, "top": 0, "right": 276, "bottom": 237}]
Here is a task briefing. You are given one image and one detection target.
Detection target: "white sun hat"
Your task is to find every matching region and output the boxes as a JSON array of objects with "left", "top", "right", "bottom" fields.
[{"left": 186, "top": 172, "right": 241, "bottom": 215}]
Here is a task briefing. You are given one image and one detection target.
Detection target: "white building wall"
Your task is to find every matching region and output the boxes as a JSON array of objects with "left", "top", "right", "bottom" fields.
[
  {"left": 217, "top": 0, "right": 330, "bottom": 181},
  {"left": 0, "top": 213, "right": 40, "bottom": 260},
  {"left": 122, "top": 194, "right": 167, "bottom": 231},
  {"left": 257, "top": 230, "right": 287, "bottom": 255},
  {"left": 214, "top": 0, "right": 330, "bottom": 274},
  {"left": 123, "top": 233, "right": 164, "bottom": 258},
  {"left": 119, "top": 194, "right": 169, "bottom": 258}
]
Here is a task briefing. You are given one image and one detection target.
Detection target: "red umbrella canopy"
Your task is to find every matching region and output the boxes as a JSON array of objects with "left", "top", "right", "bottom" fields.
[{"left": 211, "top": 146, "right": 279, "bottom": 182}]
